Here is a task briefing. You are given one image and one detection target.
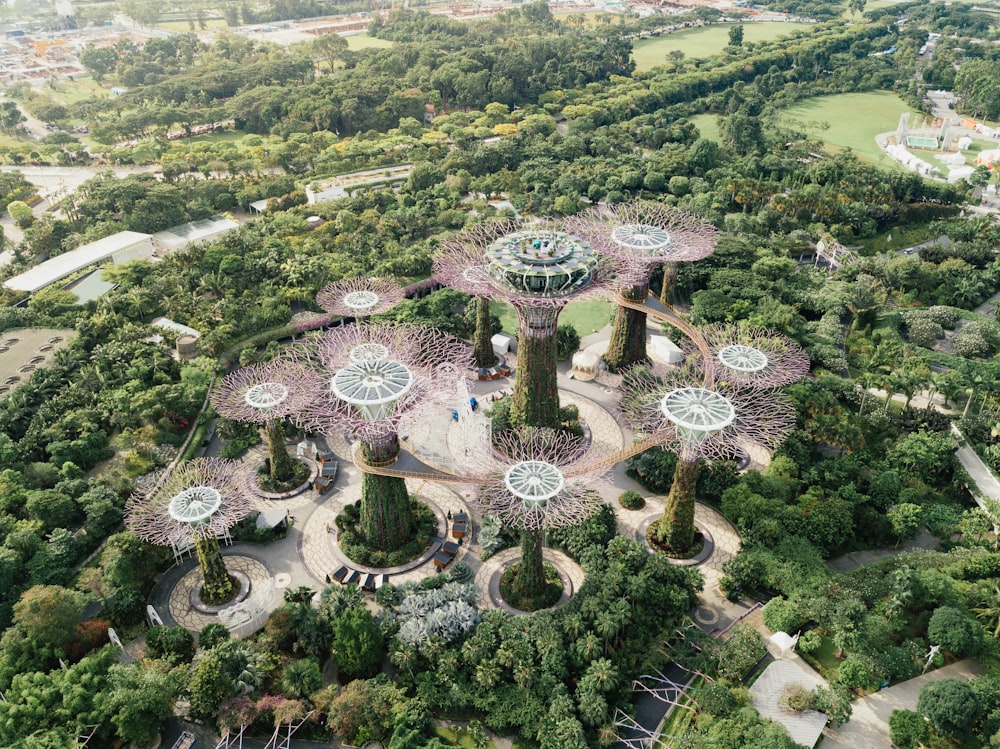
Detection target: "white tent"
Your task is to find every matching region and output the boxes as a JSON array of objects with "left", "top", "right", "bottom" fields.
[
  {"left": 570, "top": 350, "right": 600, "bottom": 381},
  {"left": 649, "top": 334, "right": 684, "bottom": 365}
]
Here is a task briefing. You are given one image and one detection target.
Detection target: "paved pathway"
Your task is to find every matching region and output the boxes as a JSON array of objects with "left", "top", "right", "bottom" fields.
[
  {"left": 826, "top": 530, "right": 939, "bottom": 574},
  {"left": 822, "top": 660, "right": 983, "bottom": 749}
]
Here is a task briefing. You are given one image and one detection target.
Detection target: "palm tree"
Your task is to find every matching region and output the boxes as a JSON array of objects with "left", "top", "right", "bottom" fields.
[{"left": 971, "top": 582, "right": 1000, "bottom": 637}]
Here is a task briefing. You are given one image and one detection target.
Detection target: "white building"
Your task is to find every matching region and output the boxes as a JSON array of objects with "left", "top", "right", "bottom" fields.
[
  {"left": 153, "top": 215, "right": 239, "bottom": 254},
  {"left": 4, "top": 231, "right": 153, "bottom": 294}
]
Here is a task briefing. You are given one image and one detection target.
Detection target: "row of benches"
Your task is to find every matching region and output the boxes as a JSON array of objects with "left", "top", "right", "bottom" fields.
[{"left": 330, "top": 566, "right": 388, "bottom": 592}]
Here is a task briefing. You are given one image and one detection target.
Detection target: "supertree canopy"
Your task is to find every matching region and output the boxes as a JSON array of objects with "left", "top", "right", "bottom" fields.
[
  {"left": 126, "top": 458, "right": 254, "bottom": 605},
  {"left": 687, "top": 325, "right": 811, "bottom": 390},
  {"left": 473, "top": 427, "right": 606, "bottom": 601},
  {"left": 566, "top": 201, "right": 719, "bottom": 372},
  {"left": 619, "top": 363, "right": 796, "bottom": 554},
  {"left": 316, "top": 276, "right": 406, "bottom": 319},
  {"left": 288, "top": 321, "right": 471, "bottom": 551},
  {"left": 435, "top": 219, "right": 616, "bottom": 429},
  {"left": 212, "top": 360, "right": 312, "bottom": 485}
]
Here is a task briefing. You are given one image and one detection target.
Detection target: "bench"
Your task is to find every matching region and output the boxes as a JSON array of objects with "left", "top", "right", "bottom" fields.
[{"left": 171, "top": 731, "right": 196, "bottom": 749}]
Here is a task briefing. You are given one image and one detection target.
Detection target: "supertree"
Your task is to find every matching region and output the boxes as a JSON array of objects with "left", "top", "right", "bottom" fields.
[
  {"left": 287, "top": 321, "right": 471, "bottom": 551},
  {"left": 316, "top": 276, "right": 406, "bottom": 319},
  {"left": 435, "top": 219, "right": 616, "bottom": 429},
  {"left": 619, "top": 362, "right": 796, "bottom": 555},
  {"left": 565, "top": 202, "right": 719, "bottom": 372},
  {"left": 126, "top": 458, "right": 254, "bottom": 605},
  {"left": 212, "top": 360, "right": 312, "bottom": 486},
  {"left": 686, "top": 324, "right": 811, "bottom": 390},
  {"left": 472, "top": 427, "right": 606, "bottom": 602}
]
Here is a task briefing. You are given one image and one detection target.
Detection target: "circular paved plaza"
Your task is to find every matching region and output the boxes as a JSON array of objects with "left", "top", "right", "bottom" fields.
[{"left": 153, "top": 377, "right": 748, "bottom": 633}]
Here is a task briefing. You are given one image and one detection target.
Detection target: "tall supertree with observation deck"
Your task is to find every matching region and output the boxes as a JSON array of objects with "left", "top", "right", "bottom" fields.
[
  {"left": 435, "top": 219, "right": 616, "bottom": 430},
  {"left": 287, "top": 321, "right": 471, "bottom": 551},
  {"left": 126, "top": 458, "right": 254, "bottom": 605},
  {"left": 619, "top": 362, "right": 797, "bottom": 555},
  {"left": 566, "top": 202, "right": 719, "bottom": 373}
]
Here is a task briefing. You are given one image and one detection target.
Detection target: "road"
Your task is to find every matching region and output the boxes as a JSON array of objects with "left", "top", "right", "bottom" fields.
[{"left": 0, "top": 163, "right": 164, "bottom": 265}]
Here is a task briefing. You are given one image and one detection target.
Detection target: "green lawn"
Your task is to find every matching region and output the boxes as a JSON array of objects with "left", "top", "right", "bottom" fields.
[
  {"left": 800, "top": 635, "right": 842, "bottom": 682},
  {"left": 46, "top": 76, "right": 110, "bottom": 106},
  {"left": 688, "top": 113, "right": 722, "bottom": 142},
  {"left": 346, "top": 33, "right": 394, "bottom": 50},
  {"left": 632, "top": 22, "right": 810, "bottom": 70},
  {"left": 492, "top": 299, "right": 614, "bottom": 338},
  {"left": 776, "top": 91, "right": 914, "bottom": 165}
]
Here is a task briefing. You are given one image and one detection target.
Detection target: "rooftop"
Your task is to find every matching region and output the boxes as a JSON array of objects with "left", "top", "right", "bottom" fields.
[{"left": 4, "top": 231, "right": 153, "bottom": 294}]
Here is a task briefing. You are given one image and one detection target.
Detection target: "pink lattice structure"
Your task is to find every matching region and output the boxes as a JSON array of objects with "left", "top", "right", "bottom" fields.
[
  {"left": 286, "top": 320, "right": 472, "bottom": 374},
  {"left": 472, "top": 427, "right": 608, "bottom": 532},
  {"left": 687, "top": 324, "right": 811, "bottom": 390},
  {"left": 433, "top": 217, "right": 619, "bottom": 313},
  {"left": 316, "top": 276, "right": 406, "bottom": 318},
  {"left": 284, "top": 322, "right": 471, "bottom": 446},
  {"left": 618, "top": 363, "right": 796, "bottom": 463},
  {"left": 565, "top": 201, "right": 720, "bottom": 287},
  {"left": 125, "top": 457, "right": 255, "bottom": 546},
  {"left": 211, "top": 360, "right": 313, "bottom": 425}
]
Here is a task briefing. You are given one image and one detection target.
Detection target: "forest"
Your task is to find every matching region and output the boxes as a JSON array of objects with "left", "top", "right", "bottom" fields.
[{"left": 0, "top": 1, "right": 999, "bottom": 747}]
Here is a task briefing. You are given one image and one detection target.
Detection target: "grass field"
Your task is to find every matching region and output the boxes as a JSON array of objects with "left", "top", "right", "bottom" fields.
[
  {"left": 632, "top": 22, "right": 809, "bottom": 70},
  {"left": 776, "top": 91, "right": 914, "bottom": 164},
  {"left": 689, "top": 112, "right": 722, "bottom": 142},
  {"left": 345, "top": 33, "right": 394, "bottom": 50},
  {"left": 492, "top": 299, "right": 614, "bottom": 339},
  {"left": 46, "top": 76, "right": 109, "bottom": 106}
]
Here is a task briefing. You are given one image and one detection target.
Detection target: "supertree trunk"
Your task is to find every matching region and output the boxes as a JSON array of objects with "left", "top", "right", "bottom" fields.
[
  {"left": 360, "top": 434, "right": 412, "bottom": 551},
  {"left": 265, "top": 418, "right": 296, "bottom": 483},
  {"left": 474, "top": 296, "right": 496, "bottom": 368},
  {"left": 650, "top": 455, "right": 700, "bottom": 554},
  {"left": 659, "top": 262, "right": 678, "bottom": 305},
  {"left": 511, "top": 306, "right": 561, "bottom": 430},
  {"left": 196, "top": 535, "right": 235, "bottom": 604},
  {"left": 514, "top": 528, "right": 546, "bottom": 601},
  {"left": 605, "top": 282, "right": 650, "bottom": 373}
]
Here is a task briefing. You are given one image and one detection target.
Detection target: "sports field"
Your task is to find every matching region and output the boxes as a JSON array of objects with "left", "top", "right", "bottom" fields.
[
  {"left": 632, "top": 22, "right": 809, "bottom": 70},
  {"left": 775, "top": 91, "right": 914, "bottom": 164}
]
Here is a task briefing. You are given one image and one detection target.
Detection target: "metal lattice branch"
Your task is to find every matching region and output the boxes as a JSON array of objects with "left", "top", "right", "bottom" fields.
[
  {"left": 618, "top": 364, "right": 796, "bottom": 462},
  {"left": 472, "top": 427, "right": 607, "bottom": 532},
  {"left": 125, "top": 457, "right": 255, "bottom": 545},
  {"left": 285, "top": 320, "right": 473, "bottom": 375},
  {"left": 688, "top": 324, "right": 811, "bottom": 390},
  {"left": 316, "top": 276, "right": 406, "bottom": 318},
  {"left": 283, "top": 322, "right": 471, "bottom": 443},
  {"left": 433, "top": 218, "right": 620, "bottom": 309},
  {"left": 212, "top": 360, "right": 313, "bottom": 424},
  {"left": 612, "top": 709, "right": 661, "bottom": 749},
  {"left": 565, "top": 200, "right": 719, "bottom": 282}
]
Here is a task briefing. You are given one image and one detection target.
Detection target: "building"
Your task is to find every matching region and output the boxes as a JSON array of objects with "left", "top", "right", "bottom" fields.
[
  {"left": 4, "top": 231, "right": 153, "bottom": 294},
  {"left": 152, "top": 215, "right": 239, "bottom": 254}
]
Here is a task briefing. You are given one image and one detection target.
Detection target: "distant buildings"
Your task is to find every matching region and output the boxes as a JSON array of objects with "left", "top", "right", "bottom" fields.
[{"left": 4, "top": 215, "right": 239, "bottom": 295}]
